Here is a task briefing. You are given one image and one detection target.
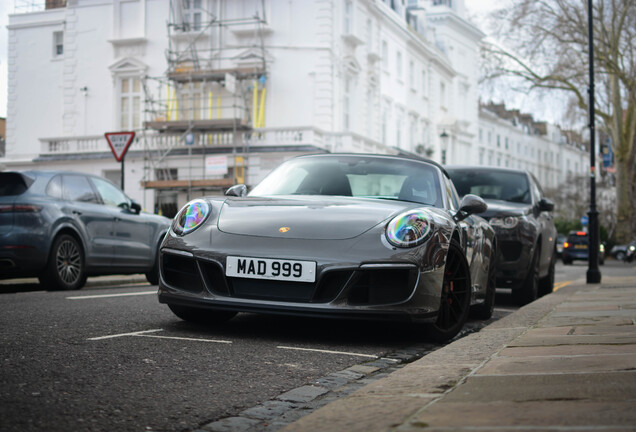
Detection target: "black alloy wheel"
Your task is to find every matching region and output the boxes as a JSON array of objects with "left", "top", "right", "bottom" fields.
[
  {"left": 168, "top": 304, "right": 237, "bottom": 325},
  {"left": 39, "top": 234, "right": 87, "bottom": 290},
  {"left": 470, "top": 243, "right": 497, "bottom": 320},
  {"left": 513, "top": 245, "right": 540, "bottom": 305},
  {"left": 538, "top": 248, "right": 556, "bottom": 297},
  {"left": 425, "top": 239, "right": 471, "bottom": 342}
]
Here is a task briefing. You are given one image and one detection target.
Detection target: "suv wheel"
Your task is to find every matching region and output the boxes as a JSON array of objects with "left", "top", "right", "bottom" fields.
[
  {"left": 39, "top": 234, "right": 87, "bottom": 290},
  {"left": 513, "top": 246, "right": 539, "bottom": 306}
]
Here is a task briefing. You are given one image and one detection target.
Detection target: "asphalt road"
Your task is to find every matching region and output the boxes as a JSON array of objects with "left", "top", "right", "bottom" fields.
[{"left": 1, "top": 259, "right": 632, "bottom": 432}]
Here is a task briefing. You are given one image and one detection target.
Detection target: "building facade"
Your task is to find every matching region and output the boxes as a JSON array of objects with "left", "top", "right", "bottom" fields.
[{"left": 3, "top": 0, "right": 587, "bottom": 216}]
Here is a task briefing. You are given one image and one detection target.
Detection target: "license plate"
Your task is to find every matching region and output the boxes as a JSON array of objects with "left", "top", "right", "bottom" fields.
[
  {"left": 575, "top": 244, "right": 588, "bottom": 249},
  {"left": 226, "top": 256, "right": 316, "bottom": 283}
]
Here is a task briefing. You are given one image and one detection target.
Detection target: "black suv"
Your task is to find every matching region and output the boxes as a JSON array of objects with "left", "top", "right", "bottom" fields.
[
  {"left": 562, "top": 231, "right": 605, "bottom": 265},
  {"left": 447, "top": 167, "right": 557, "bottom": 305}
]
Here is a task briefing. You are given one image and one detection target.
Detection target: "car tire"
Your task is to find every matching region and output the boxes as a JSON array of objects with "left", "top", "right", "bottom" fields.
[
  {"left": 615, "top": 251, "right": 626, "bottom": 261},
  {"left": 39, "top": 234, "right": 87, "bottom": 291},
  {"left": 145, "top": 245, "right": 160, "bottom": 285},
  {"left": 562, "top": 257, "right": 572, "bottom": 265},
  {"left": 538, "top": 248, "right": 556, "bottom": 297},
  {"left": 470, "top": 243, "right": 496, "bottom": 320},
  {"left": 513, "top": 245, "right": 539, "bottom": 306},
  {"left": 425, "top": 239, "right": 471, "bottom": 342},
  {"left": 168, "top": 304, "right": 237, "bottom": 325}
]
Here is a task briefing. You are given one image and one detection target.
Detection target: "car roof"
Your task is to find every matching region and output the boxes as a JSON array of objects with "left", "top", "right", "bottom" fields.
[{"left": 293, "top": 152, "right": 451, "bottom": 178}]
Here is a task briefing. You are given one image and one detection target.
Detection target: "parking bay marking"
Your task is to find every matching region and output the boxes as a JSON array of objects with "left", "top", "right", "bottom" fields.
[
  {"left": 67, "top": 290, "right": 157, "bottom": 300},
  {"left": 88, "top": 329, "right": 232, "bottom": 344},
  {"left": 277, "top": 345, "right": 378, "bottom": 358}
]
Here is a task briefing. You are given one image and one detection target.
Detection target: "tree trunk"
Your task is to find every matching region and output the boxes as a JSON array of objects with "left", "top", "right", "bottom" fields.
[{"left": 615, "top": 158, "right": 634, "bottom": 243}]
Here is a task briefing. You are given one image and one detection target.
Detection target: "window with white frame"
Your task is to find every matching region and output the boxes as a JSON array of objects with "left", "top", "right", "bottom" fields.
[
  {"left": 343, "top": 76, "right": 353, "bottom": 131},
  {"left": 440, "top": 82, "right": 446, "bottom": 108},
  {"left": 366, "top": 18, "right": 373, "bottom": 47},
  {"left": 421, "top": 69, "right": 427, "bottom": 96},
  {"left": 382, "top": 40, "right": 389, "bottom": 71},
  {"left": 182, "top": 0, "right": 203, "bottom": 32},
  {"left": 409, "top": 60, "right": 415, "bottom": 89},
  {"left": 53, "top": 31, "right": 64, "bottom": 58},
  {"left": 120, "top": 77, "right": 142, "bottom": 130},
  {"left": 344, "top": 0, "right": 353, "bottom": 34},
  {"left": 179, "top": 81, "right": 204, "bottom": 121},
  {"left": 396, "top": 51, "right": 403, "bottom": 80}
]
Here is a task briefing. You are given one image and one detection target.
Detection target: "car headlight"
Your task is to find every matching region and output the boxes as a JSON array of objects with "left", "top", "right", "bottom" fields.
[
  {"left": 629, "top": 245, "right": 636, "bottom": 252},
  {"left": 385, "top": 209, "right": 433, "bottom": 248},
  {"left": 172, "top": 199, "right": 211, "bottom": 235},
  {"left": 489, "top": 216, "right": 523, "bottom": 229}
]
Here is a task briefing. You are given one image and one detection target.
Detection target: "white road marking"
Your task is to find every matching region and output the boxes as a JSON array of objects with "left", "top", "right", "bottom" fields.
[
  {"left": 87, "top": 328, "right": 232, "bottom": 344},
  {"left": 135, "top": 334, "right": 233, "bottom": 344},
  {"left": 88, "top": 329, "right": 163, "bottom": 341},
  {"left": 277, "top": 345, "right": 378, "bottom": 358},
  {"left": 67, "top": 291, "right": 156, "bottom": 300}
]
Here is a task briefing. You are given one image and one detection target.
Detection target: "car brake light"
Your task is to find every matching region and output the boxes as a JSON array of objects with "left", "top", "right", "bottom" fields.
[
  {"left": 0, "top": 204, "right": 42, "bottom": 213},
  {"left": 576, "top": 231, "right": 587, "bottom": 236}
]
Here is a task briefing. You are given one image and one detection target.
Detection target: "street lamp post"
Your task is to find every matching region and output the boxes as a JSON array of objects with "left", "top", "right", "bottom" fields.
[
  {"left": 439, "top": 130, "right": 449, "bottom": 164},
  {"left": 586, "top": 0, "right": 601, "bottom": 284}
]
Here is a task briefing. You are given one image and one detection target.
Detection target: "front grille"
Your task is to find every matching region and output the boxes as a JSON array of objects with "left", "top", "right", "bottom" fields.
[
  {"left": 229, "top": 278, "right": 316, "bottom": 302},
  {"left": 347, "top": 268, "right": 416, "bottom": 306},
  {"left": 161, "top": 253, "right": 204, "bottom": 293},
  {"left": 499, "top": 241, "right": 523, "bottom": 262}
]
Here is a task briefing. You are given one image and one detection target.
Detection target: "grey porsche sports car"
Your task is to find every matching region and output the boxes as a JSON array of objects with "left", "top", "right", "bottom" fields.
[{"left": 158, "top": 154, "right": 496, "bottom": 341}]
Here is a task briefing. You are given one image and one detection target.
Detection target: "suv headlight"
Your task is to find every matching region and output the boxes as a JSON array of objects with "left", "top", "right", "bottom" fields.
[
  {"left": 490, "top": 215, "right": 524, "bottom": 229},
  {"left": 385, "top": 209, "right": 433, "bottom": 248},
  {"left": 172, "top": 199, "right": 211, "bottom": 235}
]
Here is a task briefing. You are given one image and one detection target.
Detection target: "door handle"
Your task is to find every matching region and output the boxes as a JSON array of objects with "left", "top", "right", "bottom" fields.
[{"left": 72, "top": 210, "right": 82, "bottom": 216}]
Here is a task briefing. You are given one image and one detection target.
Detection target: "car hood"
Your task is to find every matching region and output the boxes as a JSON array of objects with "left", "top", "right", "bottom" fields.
[
  {"left": 479, "top": 200, "right": 531, "bottom": 220},
  {"left": 217, "top": 196, "right": 417, "bottom": 240}
]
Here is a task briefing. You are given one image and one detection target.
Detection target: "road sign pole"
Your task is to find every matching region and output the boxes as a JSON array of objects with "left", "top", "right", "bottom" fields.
[{"left": 121, "top": 156, "right": 125, "bottom": 192}]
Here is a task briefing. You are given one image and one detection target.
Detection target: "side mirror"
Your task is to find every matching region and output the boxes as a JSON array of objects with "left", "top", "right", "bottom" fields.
[
  {"left": 226, "top": 184, "right": 247, "bottom": 197},
  {"left": 455, "top": 194, "right": 487, "bottom": 221},
  {"left": 130, "top": 200, "right": 142, "bottom": 214},
  {"left": 538, "top": 198, "right": 554, "bottom": 212}
]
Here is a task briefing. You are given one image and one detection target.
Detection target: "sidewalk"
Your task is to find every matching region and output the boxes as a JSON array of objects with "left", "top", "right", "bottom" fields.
[{"left": 283, "top": 275, "right": 636, "bottom": 432}]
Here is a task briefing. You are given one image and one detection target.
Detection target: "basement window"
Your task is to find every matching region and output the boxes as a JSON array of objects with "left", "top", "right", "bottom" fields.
[{"left": 53, "top": 31, "right": 64, "bottom": 57}]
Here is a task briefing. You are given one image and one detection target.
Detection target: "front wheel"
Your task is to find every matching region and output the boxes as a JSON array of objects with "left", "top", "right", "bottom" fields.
[
  {"left": 425, "top": 240, "right": 471, "bottom": 342},
  {"left": 168, "top": 304, "right": 237, "bottom": 325},
  {"left": 470, "top": 243, "right": 497, "bottom": 320},
  {"left": 39, "top": 234, "right": 87, "bottom": 290},
  {"left": 513, "top": 246, "right": 539, "bottom": 306},
  {"left": 538, "top": 249, "right": 556, "bottom": 297}
]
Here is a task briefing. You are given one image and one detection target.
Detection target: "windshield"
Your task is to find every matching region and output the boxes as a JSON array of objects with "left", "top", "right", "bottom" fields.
[
  {"left": 447, "top": 169, "right": 531, "bottom": 204},
  {"left": 249, "top": 155, "right": 444, "bottom": 207}
]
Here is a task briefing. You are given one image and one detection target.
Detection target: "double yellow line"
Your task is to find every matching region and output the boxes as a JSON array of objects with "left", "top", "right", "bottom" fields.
[{"left": 553, "top": 280, "right": 573, "bottom": 291}]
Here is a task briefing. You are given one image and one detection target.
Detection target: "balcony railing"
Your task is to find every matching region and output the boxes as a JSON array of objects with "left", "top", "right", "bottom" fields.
[{"left": 39, "top": 127, "right": 393, "bottom": 157}]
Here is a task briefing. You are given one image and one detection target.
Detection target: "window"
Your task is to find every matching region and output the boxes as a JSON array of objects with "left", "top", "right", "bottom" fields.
[
  {"left": 396, "top": 51, "right": 403, "bottom": 80},
  {"left": 53, "top": 31, "right": 63, "bottom": 57},
  {"left": 179, "top": 81, "right": 203, "bottom": 120},
  {"left": 382, "top": 40, "right": 389, "bottom": 70},
  {"left": 497, "top": 135, "right": 500, "bottom": 147},
  {"left": 120, "top": 77, "right": 142, "bottom": 130},
  {"left": 343, "top": 76, "right": 352, "bottom": 130},
  {"left": 440, "top": 82, "right": 446, "bottom": 108},
  {"left": 182, "top": 0, "right": 202, "bottom": 32},
  {"left": 91, "top": 177, "right": 129, "bottom": 208},
  {"left": 505, "top": 137, "right": 509, "bottom": 150},
  {"left": 421, "top": 69, "right": 427, "bottom": 96},
  {"left": 343, "top": 0, "right": 353, "bottom": 34},
  {"left": 479, "top": 128, "right": 483, "bottom": 143},
  {"left": 62, "top": 175, "right": 98, "bottom": 203}
]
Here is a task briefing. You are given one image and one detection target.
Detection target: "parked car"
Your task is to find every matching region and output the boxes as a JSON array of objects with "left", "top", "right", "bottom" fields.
[
  {"left": 562, "top": 231, "right": 605, "bottom": 265},
  {"left": 158, "top": 154, "right": 497, "bottom": 342},
  {"left": 610, "top": 243, "right": 630, "bottom": 261},
  {"left": 0, "top": 170, "right": 171, "bottom": 290},
  {"left": 556, "top": 234, "right": 567, "bottom": 257},
  {"left": 447, "top": 166, "right": 557, "bottom": 305}
]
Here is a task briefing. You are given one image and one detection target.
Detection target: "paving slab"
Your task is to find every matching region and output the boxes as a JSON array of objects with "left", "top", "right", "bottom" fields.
[
  {"left": 440, "top": 372, "right": 636, "bottom": 403},
  {"left": 510, "top": 333, "right": 636, "bottom": 347},
  {"left": 499, "top": 344, "right": 636, "bottom": 357},
  {"left": 476, "top": 353, "right": 636, "bottom": 375},
  {"left": 403, "top": 401, "right": 636, "bottom": 430}
]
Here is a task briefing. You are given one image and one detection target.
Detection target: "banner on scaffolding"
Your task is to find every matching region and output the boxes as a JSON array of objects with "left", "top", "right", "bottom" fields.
[
  {"left": 205, "top": 155, "right": 228, "bottom": 175},
  {"left": 105, "top": 132, "right": 136, "bottom": 162}
]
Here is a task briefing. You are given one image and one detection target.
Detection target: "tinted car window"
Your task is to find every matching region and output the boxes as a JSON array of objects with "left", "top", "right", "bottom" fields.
[
  {"left": 46, "top": 175, "right": 63, "bottom": 199},
  {"left": 91, "top": 177, "right": 129, "bottom": 207},
  {"left": 0, "top": 173, "right": 32, "bottom": 196},
  {"left": 448, "top": 170, "right": 531, "bottom": 204},
  {"left": 62, "top": 175, "right": 99, "bottom": 203}
]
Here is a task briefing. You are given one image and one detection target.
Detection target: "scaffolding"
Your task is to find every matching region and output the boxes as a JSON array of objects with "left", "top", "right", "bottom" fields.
[{"left": 141, "top": 0, "right": 269, "bottom": 213}]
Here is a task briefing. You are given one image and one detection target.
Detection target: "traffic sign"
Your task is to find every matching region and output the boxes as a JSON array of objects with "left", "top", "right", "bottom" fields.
[
  {"left": 105, "top": 132, "right": 136, "bottom": 162},
  {"left": 581, "top": 215, "right": 589, "bottom": 226}
]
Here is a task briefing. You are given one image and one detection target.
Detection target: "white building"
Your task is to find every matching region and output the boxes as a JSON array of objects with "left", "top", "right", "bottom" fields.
[
  {"left": 2, "top": 0, "right": 585, "bottom": 216},
  {"left": 477, "top": 102, "right": 589, "bottom": 190},
  {"left": 3, "top": 0, "right": 486, "bottom": 216}
]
